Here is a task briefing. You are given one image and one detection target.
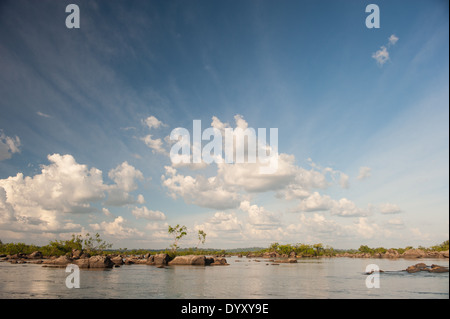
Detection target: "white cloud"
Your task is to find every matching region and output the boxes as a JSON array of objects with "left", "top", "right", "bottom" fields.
[
  {"left": 330, "top": 198, "right": 371, "bottom": 217},
  {"left": 389, "top": 34, "right": 399, "bottom": 46},
  {"left": 380, "top": 203, "right": 402, "bottom": 214},
  {"left": 131, "top": 206, "right": 166, "bottom": 221},
  {"left": 0, "top": 131, "right": 21, "bottom": 161},
  {"left": 161, "top": 166, "right": 241, "bottom": 209},
  {"left": 0, "top": 154, "right": 151, "bottom": 236},
  {"left": 36, "top": 111, "right": 52, "bottom": 118},
  {"left": 144, "top": 115, "right": 165, "bottom": 130},
  {"left": 141, "top": 134, "right": 167, "bottom": 155},
  {"left": 90, "top": 216, "right": 144, "bottom": 239},
  {"left": 357, "top": 166, "right": 371, "bottom": 180},
  {"left": 239, "top": 201, "right": 281, "bottom": 229},
  {"left": 137, "top": 194, "right": 145, "bottom": 204},
  {"left": 105, "top": 161, "right": 144, "bottom": 206},
  {"left": 297, "top": 192, "right": 333, "bottom": 212},
  {"left": 372, "top": 46, "right": 390, "bottom": 65}
]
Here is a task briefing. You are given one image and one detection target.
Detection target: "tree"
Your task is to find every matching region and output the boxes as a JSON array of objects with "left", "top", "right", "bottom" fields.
[
  {"left": 196, "top": 230, "right": 207, "bottom": 250},
  {"left": 168, "top": 224, "right": 187, "bottom": 253},
  {"left": 83, "top": 233, "right": 112, "bottom": 255}
]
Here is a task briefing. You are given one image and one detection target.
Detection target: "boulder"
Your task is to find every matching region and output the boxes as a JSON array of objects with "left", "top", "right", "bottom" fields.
[
  {"left": 110, "top": 256, "right": 124, "bottom": 265},
  {"left": 73, "top": 255, "right": 114, "bottom": 268},
  {"left": 428, "top": 265, "right": 449, "bottom": 273},
  {"left": 168, "top": 255, "right": 206, "bottom": 266},
  {"left": 383, "top": 249, "right": 399, "bottom": 258},
  {"left": 402, "top": 249, "right": 426, "bottom": 258},
  {"left": 73, "top": 258, "right": 90, "bottom": 268},
  {"left": 147, "top": 253, "right": 170, "bottom": 266},
  {"left": 210, "top": 257, "right": 229, "bottom": 266},
  {"left": 28, "top": 251, "right": 43, "bottom": 259},
  {"left": 275, "top": 258, "right": 297, "bottom": 263},
  {"left": 440, "top": 250, "right": 449, "bottom": 258},
  {"left": 43, "top": 255, "right": 72, "bottom": 266},
  {"left": 88, "top": 256, "right": 114, "bottom": 268},
  {"left": 71, "top": 249, "right": 83, "bottom": 259}
]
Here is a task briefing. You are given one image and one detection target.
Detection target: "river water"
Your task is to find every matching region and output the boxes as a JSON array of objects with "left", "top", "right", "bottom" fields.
[{"left": 0, "top": 257, "right": 448, "bottom": 299}]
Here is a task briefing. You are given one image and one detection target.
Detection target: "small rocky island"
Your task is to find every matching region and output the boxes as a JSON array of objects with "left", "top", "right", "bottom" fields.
[{"left": 0, "top": 249, "right": 229, "bottom": 269}]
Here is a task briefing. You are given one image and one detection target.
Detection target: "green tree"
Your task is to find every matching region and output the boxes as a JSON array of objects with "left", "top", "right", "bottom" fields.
[
  {"left": 196, "top": 230, "right": 207, "bottom": 250},
  {"left": 83, "top": 233, "right": 112, "bottom": 255},
  {"left": 168, "top": 224, "right": 187, "bottom": 253}
]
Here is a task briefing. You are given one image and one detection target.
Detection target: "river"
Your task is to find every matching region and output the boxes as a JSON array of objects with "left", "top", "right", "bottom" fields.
[{"left": 0, "top": 257, "right": 448, "bottom": 299}]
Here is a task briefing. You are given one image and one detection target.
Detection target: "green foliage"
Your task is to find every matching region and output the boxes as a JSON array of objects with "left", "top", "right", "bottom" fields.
[
  {"left": 168, "top": 224, "right": 187, "bottom": 253},
  {"left": 196, "top": 230, "right": 207, "bottom": 250}
]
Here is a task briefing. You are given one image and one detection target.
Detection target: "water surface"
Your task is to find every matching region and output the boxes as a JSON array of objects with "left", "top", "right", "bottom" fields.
[{"left": 0, "top": 257, "right": 448, "bottom": 299}]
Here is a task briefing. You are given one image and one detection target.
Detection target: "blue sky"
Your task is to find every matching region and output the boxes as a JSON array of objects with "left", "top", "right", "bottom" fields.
[{"left": 0, "top": 0, "right": 448, "bottom": 249}]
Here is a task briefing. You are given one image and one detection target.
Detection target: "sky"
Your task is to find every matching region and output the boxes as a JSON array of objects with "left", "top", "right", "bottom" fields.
[{"left": 0, "top": 0, "right": 448, "bottom": 250}]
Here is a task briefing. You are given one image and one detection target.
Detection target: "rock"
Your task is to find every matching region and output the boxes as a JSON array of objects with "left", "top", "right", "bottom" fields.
[
  {"left": 383, "top": 249, "right": 399, "bottom": 258},
  {"left": 147, "top": 253, "right": 170, "bottom": 266},
  {"left": 80, "top": 252, "right": 91, "bottom": 259},
  {"left": 71, "top": 249, "right": 83, "bottom": 259},
  {"left": 168, "top": 255, "right": 206, "bottom": 266},
  {"left": 110, "top": 256, "right": 124, "bottom": 265},
  {"left": 289, "top": 251, "right": 296, "bottom": 258},
  {"left": 402, "top": 249, "right": 426, "bottom": 258},
  {"left": 405, "top": 265, "right": 422, "bottom": 273},
  {"left": 73, "top": 258, "right": 90, "bottom": 268},
  {"left": 237, "top": 254, "right": 243, "bottom": 258},
  {"left": 210, "top": 257, "right": 229, "bottom": 266},
  {"left": 440, "top": 250, "right": 449, "bottom": 258},
  {"left": 73, "top": 255, "right": 114, "bottom": 268},
  {"left": 428, "top": 265, "right": 449, "bottom": 273},
  {"left": 43, "top": 255, "right": 73, "bottom": 266},
  {"left": 88, "top": 256, "right": 114, "bottom": 268},
  {"left": 275, "top": 258, "right": 297, "bottom": 263},
  {"left": 28, "top": 251, "right": 43, "bottom": 259},
  {"left": 405, "top": 263, "right": 449, "bottom": 274}
]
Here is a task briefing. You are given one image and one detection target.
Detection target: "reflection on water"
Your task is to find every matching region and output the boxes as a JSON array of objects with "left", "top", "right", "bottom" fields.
[{"left": 0, "top": 257, "right": 448, "bottom": 299}]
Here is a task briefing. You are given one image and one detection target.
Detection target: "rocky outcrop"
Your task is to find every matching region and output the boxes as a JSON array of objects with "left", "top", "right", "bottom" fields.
[
  {"left": 402, "top": 249, "right": 426, "bottom": 258},
  {"left": 73, "top": 255, "right": 114, "bottom": 269},
  {"left": 274, "top": 258, "right": 297, "bottom": 263},
  {"left": 210, "top": 257, "right": 229, "bottom": 266},
  {"left": 42, "top": 255, "right": 73, "bottom": 266},
  {"left": 28, "top": 251, "right": 43, "bottom": 259},
  {"left": 405, "top": 263, "right": 448, "bottom": 273},
  {"left": 168, "top": 255, "right": 206, "bottom": 266},
  {"left": 382, "top": 249, "right": 399, "bottom": 258},
  {"left": 146, "top": 253, "right": 171, "bottom": 266},
  {"left": 110, "top": 256, "right": 124, "bottom": 265},
  {"left": 71, "top": 249, "right": 83, "bottom": 259}
]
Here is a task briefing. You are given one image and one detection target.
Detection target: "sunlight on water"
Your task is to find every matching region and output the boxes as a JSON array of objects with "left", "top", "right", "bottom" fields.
[{"left": 0, "top": 258, "right": 448, "bottom": 299}]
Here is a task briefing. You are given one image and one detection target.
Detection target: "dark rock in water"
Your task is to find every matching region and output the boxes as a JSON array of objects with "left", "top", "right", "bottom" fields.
[
  {"left": 168, "top": 255, "right": 206, "bottom": 266},
  {"left": 146, "top": 253, "right": 170, "bottom": 266},
  {"left": 405, "top": 263, "right": 449, "bottom": 273}
]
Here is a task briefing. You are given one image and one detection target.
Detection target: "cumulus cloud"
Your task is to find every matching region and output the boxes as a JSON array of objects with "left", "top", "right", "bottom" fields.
[
  {"left": 372, "top": 34, "right": 399, "bottom": 66},
  {"left": 0, "top": 154, "right": 147, "bottom": 235},
  {"left": 239, "top": 201, "right": 281, "bottom": 229},
  {"left": 161, "top": 166, "right": 241, "bottom": 209},
  {"left": 357, "top": 166, "right": 372, "bottom": 180},
  {"left": 131, "top": 206, "right": 166, "bottom": 221},
  {"left": 389, "top": 34, "right": 399, "bottom": 46},
  {"left": 141, "top": 134, "right": 167, "bottom": 155},
  {"left": 379, "top": 203, "right": 402, "bottom": 214},
  {"left": 90, "top": 216, "right": 144, "bottom": 239},
  {"left": 144, "top": 115, "right": 165, "bottom": 130},
  {"left": 296, "top": 193, "right": 370, "bottom": 217},
  {"left": 0, "top": 130, "right": 21, "bottom": 161},
  {"left": 105, "top": 161, "right": 144, "bottom": 206},
  {"left": 372, "top": 46, "right": 390, "bottom": 65}
]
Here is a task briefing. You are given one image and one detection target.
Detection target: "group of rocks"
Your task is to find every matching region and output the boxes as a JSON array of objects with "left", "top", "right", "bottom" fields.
[
  {"left": 0, "top": 250, "right": 228, "bottom": 269},
  {"left": 405, "top": 263, "right": 448, "bottom": 273},
  {"left": 241, "top": 249, "right": 449, "bottom": 259},
  {"left": 337, "top": 249, "right": 449, "bottom": 259}
]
